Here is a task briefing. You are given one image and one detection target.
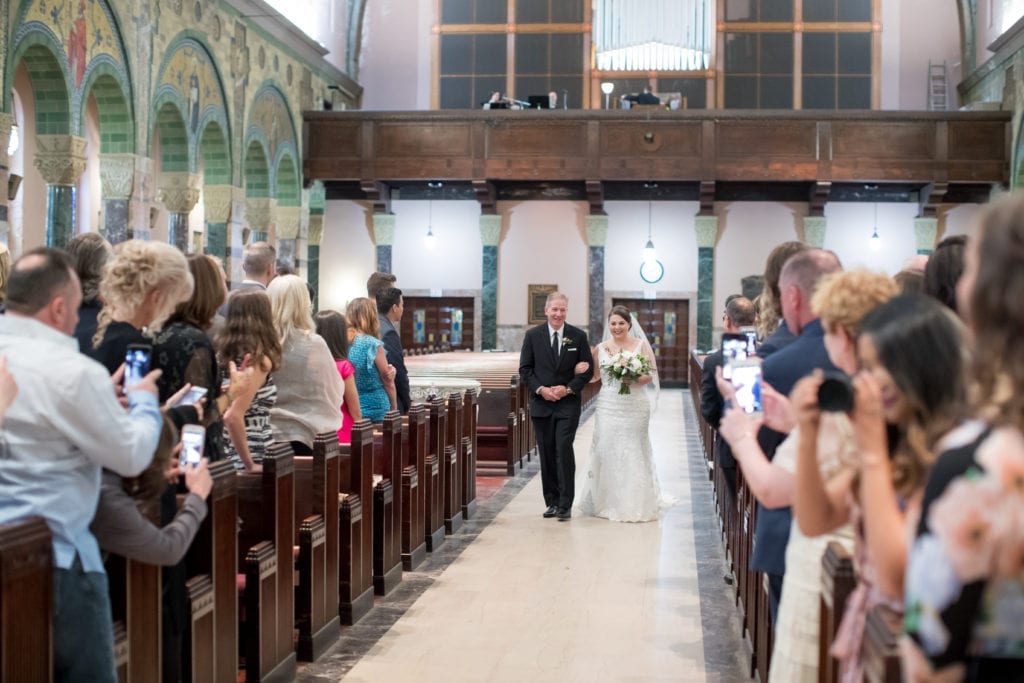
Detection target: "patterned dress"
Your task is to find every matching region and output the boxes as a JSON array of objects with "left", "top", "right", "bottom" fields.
[
  {"left": 223, "top": 371, "right": 278, "bottom": 470},
  {"left": 349, "top": 333, "right": 390, "bottom": 423}
]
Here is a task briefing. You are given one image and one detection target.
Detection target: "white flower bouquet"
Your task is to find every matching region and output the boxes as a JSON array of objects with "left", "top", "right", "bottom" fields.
[{"left": 600, "top": 349, "right": 653, "bottom": 395}]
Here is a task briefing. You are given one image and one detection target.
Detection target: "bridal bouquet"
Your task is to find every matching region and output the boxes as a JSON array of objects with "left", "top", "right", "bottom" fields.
[{"left": 601, "top": 350, "right": 653, "bottom": 395}]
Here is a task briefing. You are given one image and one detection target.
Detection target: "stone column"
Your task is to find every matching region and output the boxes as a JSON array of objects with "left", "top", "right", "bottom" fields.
[
  {"left": 276, "top": 206, "right": 302, "bottom": 267},
  {"left": 372, "top": 213, "right": 395, "bottom": 273},
  {"left": 301, "top": 181, "right": 326, "bottom": 282},
  {"left": 226, "top": 187, "right": 248, "bottom": 285},
  {"left": 914, "top": 216, "right": 938, "bottom": 255},
  {"left": 694, "top": 215, "right": 718, "bottom": 351},
  {"left": 99, "top": 154, "right": 136, "bottom": 244},
  {"left": 158, "top": 172, "right": 201, "bottom": 252},
  {"left": 245, "top": 197, "right": 276, "bottom": 244},
  {"left": 0, "top": 113, "right": 13, "bottom": 245},
  {"left": 203, "top": 184, "right": 234, "bottom": 262},
  {"left": 585, "top": 214, "right": 609, "bottom": 342},
  {"left": 128, "top": 156, "right": 157, "bottom": 241},
  {"left": 33, "top": 135, "right": 88, "bottom": 248},
  {"left": 308, "top": 208, "right": 324, "bottom": 311},
  {"left": 479, "top": 214, "right": 501, "bottom": 350},
  {"left": 803, "top": 215, "right": 827, "bottom": 249}
]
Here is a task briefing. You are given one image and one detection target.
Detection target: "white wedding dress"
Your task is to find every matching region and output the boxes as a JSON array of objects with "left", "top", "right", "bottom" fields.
[{"left": 577, "top": 344, "right": 665, "bottom": 522}]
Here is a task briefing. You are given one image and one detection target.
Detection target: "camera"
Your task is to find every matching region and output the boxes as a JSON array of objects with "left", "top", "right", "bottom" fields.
[{"left": 817, "top": 371, "right": 855, "bottom": 412}]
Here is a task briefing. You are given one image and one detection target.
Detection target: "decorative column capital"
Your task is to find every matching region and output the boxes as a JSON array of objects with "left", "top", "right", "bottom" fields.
[
  {"left": 913, "top": 217, "right": 938, "bottom": 254},
  {"left": 203, "top": 184, "right": 235, "bottom": 223},
  {"left": 0, "top": 112, "right": 14, "bottom": 170},
  {"left": 98, "top": 154, "right": 136, "bottom": 200},
  {"left": 372, "top": 213, "right": 396, "bottom": 245},
  {"left": 33, "top": 135, "right": 88, "bottom": 185},
  {"left": 245, "top": 197, "right": 276, "bottom": 232},
  {"left": 479, "top": 214, "right": 502, "bottom": 246},
  {"left": 158, "top": 172, "right": 201, "bottom": 213},
  {"left": 694, "top": 215, "right": 719, "bottom": 248},
  {"left": 585, "top": 214, "right": 609, "bottom": 246},
  {"left": 306, "top": 180, "right": 326, "bottom": 212},
  {"left": 308, "top": 214, "right": 324, "bottom": 246},
  {"left": 276, "top": 206, "right": 302, "bottom": 239},
  {"left": 803, "top": 215, "right": 828, "bottom": 248}
]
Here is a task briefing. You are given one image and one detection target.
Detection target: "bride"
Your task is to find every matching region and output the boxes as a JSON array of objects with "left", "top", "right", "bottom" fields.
[{"left": 576, "top": 305, "right": 665, "bottom": 522}]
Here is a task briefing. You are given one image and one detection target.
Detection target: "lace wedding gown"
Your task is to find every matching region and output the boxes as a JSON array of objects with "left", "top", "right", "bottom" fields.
[{"left": 577, "top": 345, "right": 664, "bottom": 522}]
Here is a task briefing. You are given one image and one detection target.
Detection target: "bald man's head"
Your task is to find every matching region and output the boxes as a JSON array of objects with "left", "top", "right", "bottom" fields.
[{"left": 6, "top": 248, "right": 82, "bottom": 335}]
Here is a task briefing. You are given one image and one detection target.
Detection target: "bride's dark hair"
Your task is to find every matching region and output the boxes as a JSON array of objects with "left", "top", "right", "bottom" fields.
[{"left": 608, "top": 305, "right": 632, "bottom": 328}]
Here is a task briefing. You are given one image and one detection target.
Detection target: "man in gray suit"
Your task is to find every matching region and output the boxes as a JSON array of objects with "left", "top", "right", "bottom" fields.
[{"left": 237, "top": 241, "right": 276, "bottom": 291}]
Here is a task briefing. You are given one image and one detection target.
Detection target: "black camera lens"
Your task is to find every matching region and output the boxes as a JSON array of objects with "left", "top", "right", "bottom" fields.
[{"left": 817, "top": 372, "right": 854, "bottom": 412}]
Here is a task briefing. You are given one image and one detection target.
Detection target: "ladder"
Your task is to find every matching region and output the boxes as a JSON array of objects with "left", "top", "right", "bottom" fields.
[{"left": 929, "top": 61, "right": 949, "bottom": 111}]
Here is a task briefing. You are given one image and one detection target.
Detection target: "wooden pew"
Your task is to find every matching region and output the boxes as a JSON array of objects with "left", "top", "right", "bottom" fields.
[
  {"left": 461, "top": 389, "right": 478, "bottom": 519},
  {"left": 105, "top": 499, "right": 161, "bottom": 683},
  {"left": 236, "top": 445, "right": 296, "bottom": 682},
  {"left": 819, "top": 542, "right": 856, "bottom": 683},
  {"left": 427, "top": 398, "right": 453, "bottom": 542},
  {"left": 401, "top": 405, "right": 428, "bottom": 570},
  {"left": 863, "top": 605, "right": 902, "bottom": 683},
  {"left": 293, "top": 433, "right": 341, "bottom": 661},
  {"left": 185, "top": 460, "right": 237, "bottom": 683},
  {"left": 339, "top": 420, "right": 374, "bottom": 624},
  {"left": 0, "top": 516, "right": 52, "bottom": 683},
  {"left": 444, "top": 392, "right": 465, "bottom": 532},
  {"left": 374, "top": 412, "right": 404, "bottom": 595}
]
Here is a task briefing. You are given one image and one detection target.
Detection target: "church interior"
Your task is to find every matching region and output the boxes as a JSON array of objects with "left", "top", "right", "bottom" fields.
[{"left": 1, "top": 0, "right": 1022, "bottom": 681}]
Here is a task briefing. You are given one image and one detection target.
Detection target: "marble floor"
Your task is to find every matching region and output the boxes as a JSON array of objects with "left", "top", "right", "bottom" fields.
[{"left": 298, "top": 390, "right": 749, "bottom": 682}]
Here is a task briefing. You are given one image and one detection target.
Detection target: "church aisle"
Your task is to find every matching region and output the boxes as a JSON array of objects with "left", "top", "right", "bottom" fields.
[{"left": 300, "top": 390, "right": 748, "bottom": 682}]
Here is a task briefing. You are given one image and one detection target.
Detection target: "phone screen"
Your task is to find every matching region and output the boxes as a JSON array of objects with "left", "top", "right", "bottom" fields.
[
  {"left": 721, "top": 335, "right": 749, "bottom": 380},
  {"left": 173, "top": 386, "right": 208, "bottom": 407},
  {"left": 124, "top": 345, "right": 151, "bottom": 392},
  {"left": 731, "top": 363, "right": 763, "bottom": 414},
  {"left": 181, "top": 427, "right": 205, "bottom": 466}
]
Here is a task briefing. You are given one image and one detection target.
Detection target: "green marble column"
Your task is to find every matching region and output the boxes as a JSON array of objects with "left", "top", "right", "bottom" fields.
[
  {"left": 803, "top": 216, "right": 827, "bottom": 249},
  {"left": 34, "top": 135, "right": 88, "bottom": 249},
  {"left": 203, "top": 184, "right": 234, "bottom": 262},
  {"left": 373, "top": 213, "right": 395, "bottom": 273},
  {"left": 914, "top": 217, "right": 938, "bottom": 255},
  {"left": 308, "top": 211, "right": 324, "bottom": 312},
  {"left": 480, "top": 214, "right": 502, "bottom": 350},
  {"left": 585, "top": 215, "right": 609, "bottom": 341},
  {"left": 695, "top": 216, "right": 719, "bottom": 352},
  {"left": 301, "top": 182, "right": 326, "bottom": 284}
]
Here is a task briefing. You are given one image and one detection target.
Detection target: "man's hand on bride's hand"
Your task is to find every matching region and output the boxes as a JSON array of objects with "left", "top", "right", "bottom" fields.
[{"left": 573, "top": 361, "right": 589, "bottom": 375}]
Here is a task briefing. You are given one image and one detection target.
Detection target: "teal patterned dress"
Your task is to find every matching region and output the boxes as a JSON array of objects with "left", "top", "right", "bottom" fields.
[{"left": 349, "top": 333, "right": 390, "bottom": 422}]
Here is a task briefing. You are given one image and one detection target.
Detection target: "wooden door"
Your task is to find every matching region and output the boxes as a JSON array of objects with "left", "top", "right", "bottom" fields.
[
  {"left": 611, "top": 298, "right": 690, "bottom": 387},
  {"left": 402, "top": 297, "right": 475, "bottom": 352}
]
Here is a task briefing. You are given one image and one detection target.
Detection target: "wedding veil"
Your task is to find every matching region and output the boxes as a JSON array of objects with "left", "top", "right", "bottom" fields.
[{"left": 601, "top": 312, "right": 660, "bottom": 410}]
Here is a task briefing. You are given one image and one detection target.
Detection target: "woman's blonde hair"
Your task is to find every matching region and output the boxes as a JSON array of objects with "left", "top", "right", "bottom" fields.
[
  {"left": 346, "top": 297, "right": 380, "bottom": 338},
  {"left": 811, "top": 270, "right": 899, "bottom": 339},
  {"left": 267, "top": 274, "right": 314, "bottom": 342},
  {"left": 94, "top": 240, "right": 193, "bottom": 348}
]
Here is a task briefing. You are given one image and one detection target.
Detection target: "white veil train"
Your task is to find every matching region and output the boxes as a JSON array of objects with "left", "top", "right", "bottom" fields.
[{"left": 601, "top": 313, "right": 660, "bottom": 411}]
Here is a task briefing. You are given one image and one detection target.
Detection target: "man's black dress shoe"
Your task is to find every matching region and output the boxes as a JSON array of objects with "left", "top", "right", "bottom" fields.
[
  {"left": 557, "top": 508, "right": 571, "bottom": 521},
  {"left": 542, "top": 505, "right": 558, "bottom": 518}
]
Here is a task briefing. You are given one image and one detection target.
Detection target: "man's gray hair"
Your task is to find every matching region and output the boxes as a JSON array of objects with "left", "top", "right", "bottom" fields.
[
  {"left": 779, "top": 248, "right": 843, "bottom": 296},
  {"left": 726, "top": 296, "right": 756, "bottom": 327},
  {"left": 545, "top": 291, "right": 568, "bottom": 306},
  {"left": 243, "top": 241, "right": 276, "bottom": 276}
]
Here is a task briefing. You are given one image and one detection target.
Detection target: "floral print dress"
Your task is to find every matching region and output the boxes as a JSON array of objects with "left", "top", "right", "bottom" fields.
[{"left": 902, "top": 420, "right": 1024, "bottom": 682}]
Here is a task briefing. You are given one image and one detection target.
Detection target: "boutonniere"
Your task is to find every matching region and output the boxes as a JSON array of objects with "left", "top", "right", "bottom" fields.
[{"left": 562, "top": 337, "right": 574, "bottom": 347}]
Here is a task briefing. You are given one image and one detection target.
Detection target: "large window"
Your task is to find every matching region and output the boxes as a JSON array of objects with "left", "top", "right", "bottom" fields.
[
  {"left": 802, "top": 32, "right": 871, "bottom": 109},
  {"left": 724, "top": 33, "right": 794, "bottom": 109},
  {"left": 439, "top": 34, "right": 508, "bottom": 109},
  {"left": 441, "top": 0, "right": 507, "bottom": 24}
]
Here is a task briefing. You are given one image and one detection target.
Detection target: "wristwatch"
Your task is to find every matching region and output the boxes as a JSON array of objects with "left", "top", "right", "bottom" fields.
[{"left": 565, "top": 387, "right": 574, "bottom": 395}]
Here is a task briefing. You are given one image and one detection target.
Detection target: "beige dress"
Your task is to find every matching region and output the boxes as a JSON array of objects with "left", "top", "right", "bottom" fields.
[{"left": 768, "top": 413, "right": 857, "bottom": 683}]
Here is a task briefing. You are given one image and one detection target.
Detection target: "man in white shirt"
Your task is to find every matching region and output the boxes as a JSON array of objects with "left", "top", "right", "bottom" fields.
[
  {"left": 0, "top": 247, "right": 163, "bottom": 682},
  {"left": 238, "top": 240, "right": 276, "bottom": 290}
]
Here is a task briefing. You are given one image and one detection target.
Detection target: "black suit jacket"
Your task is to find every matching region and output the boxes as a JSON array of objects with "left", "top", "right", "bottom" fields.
[
  {"left": 380, "top": 317, "right": 410, "bottom": 414},
  {"left": 519, "top": 323, "right": 594, "bottom": 418},
  {"left": 699, "top": 350, "right": 736, "bottom": 473}
]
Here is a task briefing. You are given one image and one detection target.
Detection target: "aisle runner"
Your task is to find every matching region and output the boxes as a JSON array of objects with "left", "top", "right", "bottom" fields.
[{"left": 310, "top": 390, "right": 713, "bottom": 682}]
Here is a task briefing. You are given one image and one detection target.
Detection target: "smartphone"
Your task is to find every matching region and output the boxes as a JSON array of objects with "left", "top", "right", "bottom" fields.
[
  {"left": 730, "top": 359, "right": 763, "bottom": 415},
  {"left": 181, "top": 424, "right": 205, "bottom": 467},
  {"left": 173, "top": 386, "right": 208, "bottom": 408},
  {"left": 740, "top": 326, "right": 758, "bottom": 354},
  {"left": 721, "top": 333, "right": 749, "bottom": 380},
  {"left": 124, "top": 344, "right": 152, "bottom": 392}
]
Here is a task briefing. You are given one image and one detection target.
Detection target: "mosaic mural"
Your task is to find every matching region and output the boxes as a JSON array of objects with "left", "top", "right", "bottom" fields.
[{"left": 156, "top": 37, "right": 228, "bottom": 137}]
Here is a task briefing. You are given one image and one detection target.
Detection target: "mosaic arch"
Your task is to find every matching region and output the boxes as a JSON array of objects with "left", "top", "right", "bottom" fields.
[
  {"left": 275, "top": 151, "right": 300, "bottom": 207},
  {"left": 153, "top": 34, "right": 231, "bottom": 175},
  {"left": 9, "top": 0, "right": 132, "bottom": 136},
  {"left": 246, "top": 82, "right": 298, "bottom": 195},
  {"left": 243, "top": 138, "right": 270, "bottom": 199}
]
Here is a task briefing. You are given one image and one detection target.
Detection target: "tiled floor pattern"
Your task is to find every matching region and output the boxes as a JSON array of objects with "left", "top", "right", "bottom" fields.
[{"left": 298, "top": 389, "right": 748, "bottom": 682}]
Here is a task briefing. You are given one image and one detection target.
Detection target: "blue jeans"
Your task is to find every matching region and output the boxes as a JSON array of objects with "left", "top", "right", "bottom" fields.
[{"left": 53, "top": 557, "right": 116, "bottom": 683}]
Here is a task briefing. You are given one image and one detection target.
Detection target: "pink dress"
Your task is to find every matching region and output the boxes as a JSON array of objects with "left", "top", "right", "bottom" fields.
[{"left": 335, "top": 359, "right": 355, "bottom": 444}]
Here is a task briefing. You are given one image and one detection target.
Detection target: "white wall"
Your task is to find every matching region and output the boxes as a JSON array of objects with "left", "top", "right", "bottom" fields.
[
  {"left": 881, "top": 0, "right": 963, "bottom": 109},
  {"left": 603, "top": 200, "right": 700, "bottom": 295},
  {"left": 264, "top": 1, "right": 349, "bottom": 77},
  {"left": 319, "top": 199, "right": 375, "bottom": 311},
  {"left": 390, "top": 199, "right": 482, "bottom": 291},
  {"left": 359, "top": 0, "right": 432, "bottom": 110}
]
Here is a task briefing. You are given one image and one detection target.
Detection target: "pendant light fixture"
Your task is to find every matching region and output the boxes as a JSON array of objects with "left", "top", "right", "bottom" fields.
[
  {"left": 639, "top": 182, "right": 664, "bottom": 283},
  {"left": 869, "top": 202, "right": 881, "bottom": 252},
  {"left": 424, "top": 199, "right": 436, "bottom": 250}
]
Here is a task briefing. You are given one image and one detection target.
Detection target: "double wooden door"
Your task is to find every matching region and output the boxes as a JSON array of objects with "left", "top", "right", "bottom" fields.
[
  {"left": 401, "top": 297, "right": 475, "bottom": 352},
  {"left": 611, "top": 298, "right": 690, "bottom": 387}
]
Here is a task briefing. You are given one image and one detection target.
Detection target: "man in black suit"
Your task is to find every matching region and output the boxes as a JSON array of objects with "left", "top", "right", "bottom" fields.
[
  {"left": 519, "top": 292, "right": 594, "bottom": 521},
  {"left": 377, "top": 287, "right": 410, "bottom": 414}
]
